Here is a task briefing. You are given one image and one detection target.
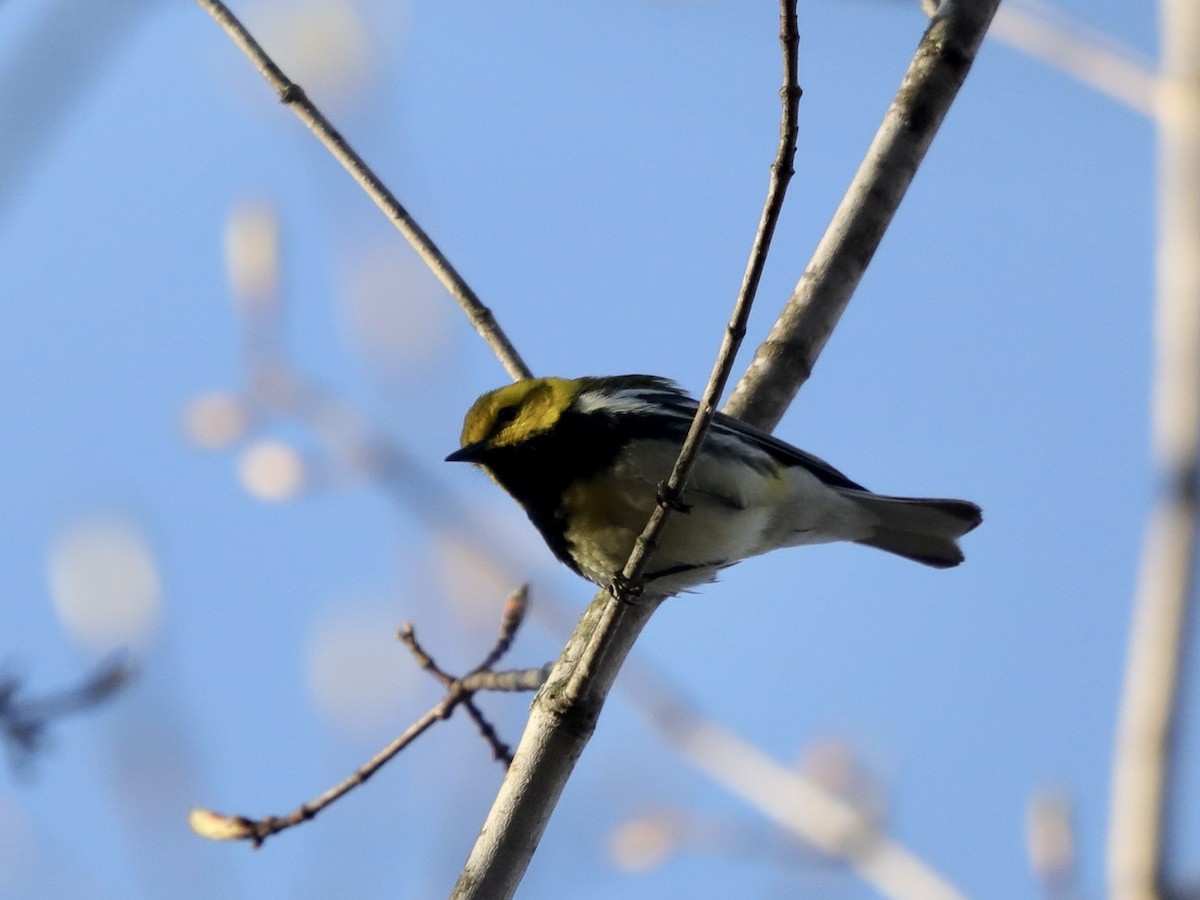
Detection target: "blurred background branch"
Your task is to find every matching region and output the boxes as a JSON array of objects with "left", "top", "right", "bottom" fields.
[
  {"left": 0, "top": 0, "right": 157, "bottom": 224},
  {"left": 1108, "top": 1, "right": 1200, "bottom": 897},
  {"left": 990, "top": 0, "right": 1157, "bottom": 116},
  {"left": 950, "top": 0, "right": 1197, "bottom": 893},
  {"left": 631, "top": 660, "right": 967, "bottom": 900},
  {"left": 1, "top": 657, "right": 132, "bottom": 775}
]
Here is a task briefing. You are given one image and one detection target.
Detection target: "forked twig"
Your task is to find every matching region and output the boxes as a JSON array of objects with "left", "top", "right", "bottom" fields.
[
  {"left": 189, "top": 587, "right": 546, "bottom": 846},
  {"left": 194, "top": 0, "right": 532, "bottom": 382},
  {"left": 398, "top": 586, "right": 541, "bottom": 765}
]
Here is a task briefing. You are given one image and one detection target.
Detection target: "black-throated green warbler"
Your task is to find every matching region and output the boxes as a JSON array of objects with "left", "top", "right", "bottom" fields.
[{"left": 447, "top": 375, "right": 981, "bottom": 596}]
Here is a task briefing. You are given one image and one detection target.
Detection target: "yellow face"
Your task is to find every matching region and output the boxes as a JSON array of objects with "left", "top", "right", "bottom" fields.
[{"left": 459, "top": 377, "right": 581, "bottom": 452}]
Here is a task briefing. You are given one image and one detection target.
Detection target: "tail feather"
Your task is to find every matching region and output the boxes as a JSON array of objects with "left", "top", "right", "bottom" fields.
[{"left": 844, "top": 491, "right": 982, "bottom": 568}]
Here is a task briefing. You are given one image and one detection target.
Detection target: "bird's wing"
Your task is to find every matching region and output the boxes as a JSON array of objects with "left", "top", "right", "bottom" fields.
[
  {"left": 707, "top": 411, "right": 867, "bottom": 492},
  {"left": 576, "top": 375, "right": 867, "bottom": 492}
]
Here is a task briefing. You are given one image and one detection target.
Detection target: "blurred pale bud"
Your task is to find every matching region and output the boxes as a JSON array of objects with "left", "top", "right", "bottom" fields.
[
  {"left": 251, "top": 0, "right": 375, "bottom": 109},
  {"left": 188, "top": 808, "right": 255, "bottom": 842},
  {"left": 801, "top": 738, "right": 883, "bottom": 824},
  {"left": 802, "top": 739, "right": 855, "bottom": 792},
  {"left": 224, "top": 202, "right": 280, "bottom": 313},
  {"left": 340, "top": 247, "right": 451, "bottom": 371},
  {"left": 183, "top": 392, "right": 249, "bottom": 449},
  {"left": 238, "top": 440, "right": 306, "bottom": 501},
  {"left": 1027, "top": 789, "right": 1074, "bottom": 884},
  {"left": 609, "top": 811, "right": 682, "bottom": 873},
  {"left": 307, "top": 607, "right": 417, "bottom": 734},
  {"left": 48, "top": 519, "right": 162, "bottom": 652},
  {"left": 434, "top": 532, "right": 518, "bottom": 627}
]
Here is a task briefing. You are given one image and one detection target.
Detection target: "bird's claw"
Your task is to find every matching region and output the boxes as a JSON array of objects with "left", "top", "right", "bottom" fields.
[
  {"left": 608, "top": 573, "right": 644, "bottom": 605},
  {"left": 656, "top": 483, "right": 691, "bottom": 514}
]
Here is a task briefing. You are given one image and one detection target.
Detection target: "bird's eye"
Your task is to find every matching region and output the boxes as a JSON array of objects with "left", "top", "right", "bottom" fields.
[{"left": 494, "top": 405, "right": 518, "bottom": 428}]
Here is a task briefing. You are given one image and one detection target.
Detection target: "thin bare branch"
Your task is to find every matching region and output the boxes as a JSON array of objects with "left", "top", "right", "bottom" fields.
[
  {"left": 397, "top": 617, "right": 526, "bottom": 766},
  {"left": 726, "top": 0, "right": 1001, "bottom": 430},
  {"left": 193, "top": 0, "right": 532, "bottom": 382},
  {"left": 459, "top": 666, "right": 551, "bottom": 693},
  {"left": 991, "top": 0, "right": 1158, "bottom": 117},
  {"left": 397, "top": 622, "right": 456, "bottom": 686},
  {"left": 461, "top": 696, "right": 514, "bottom": 766},
  {"left": 1108, "top": 1, "right": 1200, "bottom": 895},
  {"left": 474, "top": 585, "right": 531, "bottom": 674},
  {"left": 451, "top": 7, "right": 801, "bottom": 896},
  {"left": 612, "top": 0, "right": 802, "bottom": 602},
  {"left": 189, "top": 694, "right": 454, "bottom": 846}
]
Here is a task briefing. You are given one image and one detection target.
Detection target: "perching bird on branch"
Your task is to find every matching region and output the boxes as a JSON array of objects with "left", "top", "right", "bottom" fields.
[{"left": 448, "top": 375, "right": 981, "bottom": 596}]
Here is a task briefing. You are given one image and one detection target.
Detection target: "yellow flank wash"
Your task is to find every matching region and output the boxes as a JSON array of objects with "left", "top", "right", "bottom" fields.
[{"left": 561, "top": 470, "right": 668, "bottom": 585}]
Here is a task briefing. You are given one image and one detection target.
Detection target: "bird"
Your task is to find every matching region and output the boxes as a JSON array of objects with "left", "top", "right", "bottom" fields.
[{"left": 447, "top": 375, "right": 981, "bottom": 597}]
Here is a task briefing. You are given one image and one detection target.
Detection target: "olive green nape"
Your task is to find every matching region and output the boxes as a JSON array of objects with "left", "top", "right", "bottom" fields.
[{"left": 459, "top": 377, "right": 582, "bottom": 449}]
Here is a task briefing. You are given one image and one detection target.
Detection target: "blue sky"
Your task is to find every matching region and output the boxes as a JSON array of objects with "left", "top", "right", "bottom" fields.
[{"left": 0, "top": 1, "right": 1182, "bottom": 898}]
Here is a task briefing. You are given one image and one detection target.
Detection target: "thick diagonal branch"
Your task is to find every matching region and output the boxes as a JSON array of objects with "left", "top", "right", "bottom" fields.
[{"left": 726, "top": 0, "right": 1001, "bottom": 429}]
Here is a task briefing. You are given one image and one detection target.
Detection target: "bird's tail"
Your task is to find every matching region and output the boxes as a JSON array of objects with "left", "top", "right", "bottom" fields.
[{"left": 844, "top": 491, "right": 982, "bottom": 568}]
